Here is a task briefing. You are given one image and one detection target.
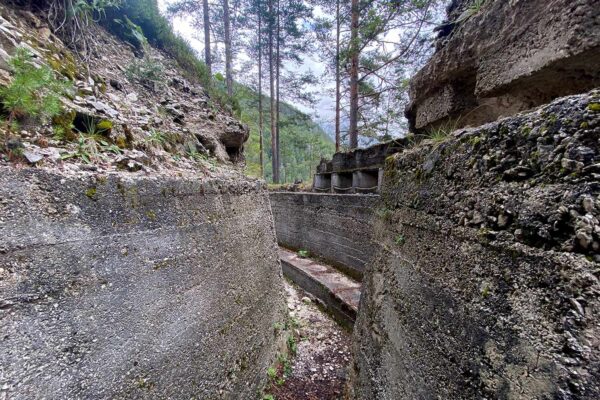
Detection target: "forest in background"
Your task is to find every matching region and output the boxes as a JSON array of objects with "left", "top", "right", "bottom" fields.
[
  {"left": 235, "top": 84, "right": 335, "bottom": 183},
  {"left": 165, "top": 0, "right": 448, "bottom": 183}
]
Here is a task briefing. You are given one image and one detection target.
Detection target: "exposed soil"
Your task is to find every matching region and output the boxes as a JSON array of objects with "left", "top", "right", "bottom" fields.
[{"left": 266, "top": 281, "right": 352, "bottom": 400}]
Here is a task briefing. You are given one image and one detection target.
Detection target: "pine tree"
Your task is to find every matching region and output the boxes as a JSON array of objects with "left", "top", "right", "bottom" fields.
[{"left": 203, "top": 0, "right": 212, "bottom": 75}]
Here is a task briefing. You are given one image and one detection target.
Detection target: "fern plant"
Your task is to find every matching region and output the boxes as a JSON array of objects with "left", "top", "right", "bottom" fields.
[{"left": 0, "top": 48, "right": 71, "bottom": 128}]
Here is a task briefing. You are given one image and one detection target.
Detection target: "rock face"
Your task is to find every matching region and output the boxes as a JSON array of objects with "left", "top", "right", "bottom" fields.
[
  {"left": 350, "top": 91, "right": 600, "bottom": 399},
  {"left": 0, "top": 167, "right": 286, "bottom": 399},
  {"left": 406, "top": 0, "right": 600, "bottom": 132}
]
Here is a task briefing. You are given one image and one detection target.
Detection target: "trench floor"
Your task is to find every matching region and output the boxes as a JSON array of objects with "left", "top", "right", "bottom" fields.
[{"left": 265, "top": 280, "right": 352, "bottom": 400}]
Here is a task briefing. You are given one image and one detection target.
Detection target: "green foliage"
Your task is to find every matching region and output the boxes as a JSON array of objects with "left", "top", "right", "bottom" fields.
[
  {"left": 587, "top": 103, "right": 600, "bottom": 112},
  {"left": 456, "top": 0, "right": 486, "bottom": 23},
  {"left": 48, "top": 0, "right": 122, "bottom": 56},
  {"left": 77, "top": 115, "right": 113, "bottom": 136},
  {"left": 277, "top": 353, "right": 292, "bottom": 377},
  {"left": 0, "top": 48, "right": 71, "bottom": 126},
  {"left": 112, "top": 16, "right": 148, "bottom": 52},
  {"left": 426, "top": 118, "right": 460, "bottom": 143},
  {"left": 480, "top": 283, "right": 491, "bottom": 298},
  {"left": 71, "top": 0, "right": 121, "bottom": 21},
  {"left": 273, "top": 322, "right": 285, "bottom": 333},
  {"left": 394, "top": 234, "right": 405, "bottom": 246},
  {"left": 376, "top": 207, "right": 394, "bottom": 222},
  {"left": 297, "top": 249, "right": 309, "bottom": 258},
  {"left": 103, "top": 0, "right": 239, "bottom": 113},
  {"left": 61, "top": 132, "right": 121, "bottom": 164},
  {"left": 427, "top": 128, "right": 449, "bottom": 143},
  {"left": 125, "top": 56, "right": 164, "bottom": 86},
  {"left": 267, "top": 367, "right": 277, "bottom": 380},
  {"left": 145, "top": 129, "right": 167, "bottom": 145},
  {"left": 235, "top": 84, "right": 335, "bottom": 183},
  {"left": 287, "top": 335, "right": 297, "bottom": 356},
  {"left": 105, "top": 0, "right": 239, "bottom": 115}
]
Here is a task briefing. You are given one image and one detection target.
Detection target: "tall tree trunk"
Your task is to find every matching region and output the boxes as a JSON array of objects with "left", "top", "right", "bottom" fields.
[
  {"left": 335, "top": 0, "right": 341, "bottom": 152},
  {"left": 203, "top": 0, "right": 211, "bottom": 76},
  {"left": 274, "top": 0, "right": 280, "bottom": 183},
  {"left": 268, "top": 0, "right": 278, "bottom": 183},
  {"left": 223, "top": 0, "right": 233, "bottom": 97},
  {"left": 258, "top": 3, "right": 264, "bottom": 178},
  {"left": 348, "top": 0, "right": 359, "bottom": 149}
]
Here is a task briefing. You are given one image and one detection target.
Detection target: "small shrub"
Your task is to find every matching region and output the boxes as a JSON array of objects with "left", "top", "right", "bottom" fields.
[
  {"left": 455, "top": 0, "right": 486, "bottom": 23},
  {"left": 126, "top": 57, "right": 165, "bottom": 86},
  {"left": 287, "top": 335, "right": 297, "bottom": 356},
  {"left": 394, "top": 234, "right": 405, "bottom": 246},
  {"left": 376, "top": 207, "right": 394, "bottom": 221},
  {"left": 266, "top": 367, "right": 277, "bottom": 380},
  {"left": 145, "top": 129, "right": 167, "bottom": 146},
  {"left": 0, "top": 48, "right": 71, "bottom": 127},
  {"left": 61, "top": 132, "right": 121, "bottom": 164},
  {"left": 297, "top": 249, "right": 309, "bottom": 258},
  {"left": 77, "top": 115, "right": 112, "bottom": 136}
]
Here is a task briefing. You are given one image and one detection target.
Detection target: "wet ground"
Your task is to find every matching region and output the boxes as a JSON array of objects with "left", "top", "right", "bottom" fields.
[{"left": 264, "top": 280, "right": 352, "bottom": 400}]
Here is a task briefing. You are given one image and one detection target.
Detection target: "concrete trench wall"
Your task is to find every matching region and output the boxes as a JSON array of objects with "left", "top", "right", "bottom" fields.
[
  {"left": 269, "top": 192, "right": 378, "bottom": 280},
  {"left": 0, "top": 167, "right": 286, "bottom": 399},
  {"left": 349, "top": 92, "right": 600, "bottom": 399}
]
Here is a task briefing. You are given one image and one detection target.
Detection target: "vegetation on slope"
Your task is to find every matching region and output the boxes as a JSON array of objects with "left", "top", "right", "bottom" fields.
[
  {"left": 7, "top": 0, "right": 331, "bottom": 181},
  {"left": 104, "top": 0, "right": 331, "bottom": 182},
  {"left": 236, "top": 84, "right": 335, "bottom": 183}
]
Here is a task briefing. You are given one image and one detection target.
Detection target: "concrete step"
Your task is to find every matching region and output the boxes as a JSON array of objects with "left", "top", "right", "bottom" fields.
[{"left": 279, "top": 247, "right": 361, "bottom": 328}]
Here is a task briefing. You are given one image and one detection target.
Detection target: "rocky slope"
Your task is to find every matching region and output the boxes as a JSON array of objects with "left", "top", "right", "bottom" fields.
[{"left": 0, "top": 1, "right": 248, "bottom": 174}]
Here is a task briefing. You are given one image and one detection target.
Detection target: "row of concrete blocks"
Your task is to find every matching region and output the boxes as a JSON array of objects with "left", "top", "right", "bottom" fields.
[{"left": 313, "top": 168, "right": 384, "bottom": 194}]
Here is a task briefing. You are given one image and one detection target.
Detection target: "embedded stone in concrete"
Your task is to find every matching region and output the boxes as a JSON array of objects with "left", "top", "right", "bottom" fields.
[
  {"left": 0, "top": 167, "right": 286, "bottom": 400},
  {"left": 269, "top": 192, "right": 378, "bottom": 280},
  {"left": 406, "top": 0, "right": 600, "bottom": 132},
  {"left": 279, "top": 248, "right": 360, "bottom": 328}
]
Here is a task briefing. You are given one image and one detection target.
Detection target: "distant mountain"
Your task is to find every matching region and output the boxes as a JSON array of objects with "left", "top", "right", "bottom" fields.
[{"left": 236, "top": 84, "right": 335, "bottom": 183}]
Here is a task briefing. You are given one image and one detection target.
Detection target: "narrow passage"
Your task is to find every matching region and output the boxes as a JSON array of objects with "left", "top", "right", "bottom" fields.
[{"left": 265, "top": 280, "right": 352, "bottom": 400}]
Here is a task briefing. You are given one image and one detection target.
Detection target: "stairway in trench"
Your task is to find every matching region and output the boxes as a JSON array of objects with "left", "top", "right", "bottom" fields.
[{"left": 279, "top": 247, "right": 361, "bottom": 329}]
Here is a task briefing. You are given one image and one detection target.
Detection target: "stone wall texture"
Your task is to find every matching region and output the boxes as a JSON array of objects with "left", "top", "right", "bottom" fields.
[
  {"left": 350, "top": 91, "right": 600, "bottom": 399},
  {"left": 0, "top": 167, "right": 286, "bottom": 399},
  {"left": 269, "top": 192, "right": 378, "bottom": 280},
  {"left": 406, "top": 0, "right": 600, "bottom": 132}
]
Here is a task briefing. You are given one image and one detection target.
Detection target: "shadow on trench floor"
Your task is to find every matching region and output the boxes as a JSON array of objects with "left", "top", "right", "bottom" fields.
[{"left": 264, "top": 280, "right": 352, "bottom": 400}]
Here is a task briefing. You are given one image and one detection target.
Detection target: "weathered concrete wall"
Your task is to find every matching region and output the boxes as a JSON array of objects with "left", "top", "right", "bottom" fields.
[
  {"left": 406, "top": 0, "right": 600, "bottom": 132},
  {"left": 269, "top": 192, "right": 377, "bottom": 280},
  {"left": 350, "top": 91, "right": 600, "bottom": 399},
  {"left": 0, "top": 167, "right": 286, "bottom": 399}
]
